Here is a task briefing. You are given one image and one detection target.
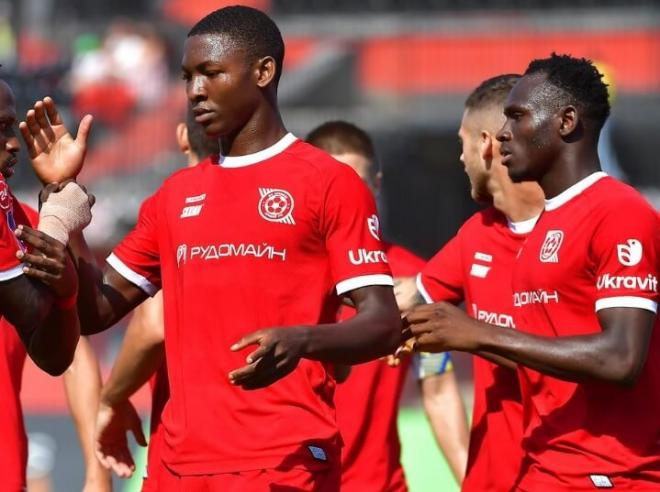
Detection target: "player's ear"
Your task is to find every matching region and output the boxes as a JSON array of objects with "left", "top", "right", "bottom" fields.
[
  {"left": 256, "top": 56, "right": 277, "bottom": 89},
  {"left": 558, "top": 105, "right": 578, "bottom": 138},
  {"left": 176, "top": 123, "right": 190, "bottom": 154},
  {"left": 480, "top": 131, "right": 494, "bottom": 169}
]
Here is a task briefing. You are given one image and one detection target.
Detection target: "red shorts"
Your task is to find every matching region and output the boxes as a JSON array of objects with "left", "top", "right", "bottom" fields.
[{"left": 155, "top": 463, "right": 340, "bottom": 492}]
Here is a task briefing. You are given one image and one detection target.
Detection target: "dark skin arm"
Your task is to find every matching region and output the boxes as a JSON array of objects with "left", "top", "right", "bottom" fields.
[
  {"left": 16, "top": 227, "right": 148, "bottom": 335},
  {"left": 0, "top": 272, "right": 79, "bottom": 375},
  {"left": 229, "top": 285, "right": 401, "bottom": 390},
  {"left": 0, "top": 223, "right": 82, "bottom": 376},
  {"left": 407, "top": 302, "right": 655, "bottom": 386}
]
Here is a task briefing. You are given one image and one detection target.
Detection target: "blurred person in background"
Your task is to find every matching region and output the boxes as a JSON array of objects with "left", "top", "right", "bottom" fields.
[
  {"left": 92, "top": 108, "right": 220, "bottom": 491},
  {"left": 406, "top": 54, "right": 660, "bottom": 491},
  {"left": 398, "top": 74, "right": 545, "bottom": 492},
  {"left": 20, "top": 6, "right": 401, "bottom": 491},
  {"left": 306, "top": 120, "right": 469, "bottom": 490}
]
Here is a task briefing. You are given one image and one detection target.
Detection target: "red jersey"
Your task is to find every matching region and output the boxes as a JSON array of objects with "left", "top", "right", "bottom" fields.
[
  {"left": 335, "top": 243, "right": 425, "bottom": 492},
  {"left": 108, "top": 134, "right": 393, "bottom": 475},
  {"left": 418, "top": 207, "right": 530, "bottom": 492},
  {"left": 512, "top": 173, "right": 660, "bottom": 491},
  {"left": 143, "top": 361, "right": 169, "bottom": 491},
  {"left": 0, "top": 184, "right": 38, "bottom": 491}
]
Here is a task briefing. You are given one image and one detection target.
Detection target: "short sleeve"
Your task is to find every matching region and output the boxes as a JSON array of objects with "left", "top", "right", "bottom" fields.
[
  {"left": 321, "top": 165, "right": 393, "bottom": 295},
  {"left": 417, "top": 232, "right": 465, "bottom": 304},
  {"left": 108, "top": 190, "right": 162, "bottom": 296},
  {"left": 592, "top": 199, "right": 659, "bottom": 313},
  {"left": 0, "top": 181, "right": 26, "bottom": 282}
]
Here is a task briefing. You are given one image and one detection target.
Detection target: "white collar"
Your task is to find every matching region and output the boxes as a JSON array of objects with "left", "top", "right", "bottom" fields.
[
  {"left": 545, "top": 172, "right": 607, "bottom": 211},
  {"left": 218, "top": 133, "right": 297, "bottom": 168},
  {"left": 507, "top": 214, "right": 540, "bottom": 235}
]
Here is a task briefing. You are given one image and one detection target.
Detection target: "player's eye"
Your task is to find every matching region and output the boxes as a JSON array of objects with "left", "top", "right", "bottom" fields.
[{"left": 181, "top": 72, "right": 192, "bottom": 82}]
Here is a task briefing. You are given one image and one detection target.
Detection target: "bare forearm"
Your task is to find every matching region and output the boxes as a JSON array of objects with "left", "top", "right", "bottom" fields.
[
  {"left": 63, "top": 337, "right": 109, "bottom": 481},
  {"left": 476, "top": 323, "right": 636, "bottom": 384},
  {"left": 302, "top": 311, "right": 400, "bottom": 365},
  {"left": 102, "top": 341, "right": 164, "bottom": 406},
  {"left": 68, "top": 232, "right": 113, "bottom": 333},
  {"left": 28, "top": 302, "right": 80, "bottom": 375}
]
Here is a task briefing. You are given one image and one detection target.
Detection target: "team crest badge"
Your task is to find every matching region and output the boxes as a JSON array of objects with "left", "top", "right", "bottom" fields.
[
  {"left": 258, "top": 188, "right": 295, "bottom": 225},
  {"left": 539, "top": 230, "right": 564, "bottom": 263},
  {"left": 0, "top": 179, "right": 12, "bottom": 211}
]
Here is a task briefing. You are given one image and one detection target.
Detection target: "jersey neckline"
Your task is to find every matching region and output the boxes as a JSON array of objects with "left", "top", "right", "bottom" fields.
[
  {"left": 507, "top": 214, "right": 540, "bottom": 235},
  {"left": 217, "top": 133, "right": 298, "bottom": 168},
  {"left": 544, "top": 171, "right": 607, "bottom": 211}
]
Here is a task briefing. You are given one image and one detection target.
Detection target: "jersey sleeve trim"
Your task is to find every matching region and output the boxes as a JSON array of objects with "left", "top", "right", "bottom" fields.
[
  {"left": 415, "top": 273, "right": 434, "bottom": 304},
  {"left": 0, "top": 264, "right": 24, "bottom": 282},
  {"left": 414, "top": 352, "right": 454, "bottom": 380},
  {"left": 107, "top": 253, "right": 159, "bottom": 297},
  {"left": 595, "top": 296, "right": 657, "bottom": 313},
  {"left": 336, "top": 274, "right": 393, "bottom": 296}
]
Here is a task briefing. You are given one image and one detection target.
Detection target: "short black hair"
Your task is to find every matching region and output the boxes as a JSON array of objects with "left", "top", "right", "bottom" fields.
[
  {"left": 185, "top": 108, "right": 220, "bottom": 159},
  {"left": 465, "top": 74, "right": 521, "bottom": 111},
  {"left": 306, "top": 121, "right": 379, "bottom": 183},
  {"left": 525, "top": 53, "right": 610, "bottom": 132},
  {"left": 188, "top": 6, "right": 285, "bottom": 85}
]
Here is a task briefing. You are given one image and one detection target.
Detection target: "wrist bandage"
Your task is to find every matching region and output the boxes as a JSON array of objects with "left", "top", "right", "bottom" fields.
[{"left": 38, "top": 182, "right": 92, "bottom": 245}]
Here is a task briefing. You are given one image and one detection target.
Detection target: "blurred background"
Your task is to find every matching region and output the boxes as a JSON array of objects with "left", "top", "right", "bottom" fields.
[{"left": 5, "top": 0, "right": 658, "bottom": 490}]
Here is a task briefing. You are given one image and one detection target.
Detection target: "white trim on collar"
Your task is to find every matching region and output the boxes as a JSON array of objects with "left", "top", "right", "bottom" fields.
[
  {"left": 218, "top": 133, "right": 297, "bottom": 168},
  {"left": 507, "top": 214, "right": 539, "bottom": 235},
  {"left": 545, "top": 172, "right": 607, "bottom": 211}
]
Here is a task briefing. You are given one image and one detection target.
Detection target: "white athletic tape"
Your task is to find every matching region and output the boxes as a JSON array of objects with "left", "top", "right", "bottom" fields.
[{"left": 38, "top": 182, "right": 92, "bottom": 245}]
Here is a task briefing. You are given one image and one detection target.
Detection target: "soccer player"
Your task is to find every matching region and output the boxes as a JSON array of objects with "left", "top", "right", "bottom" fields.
[
  {"left": 407, "top": 54, "right": 660, "bottom": 490},
  {"left": 92, "top": 109, "right": 220, "bottom": 487},
  {"left": 306, "top": 121, "right": 469, "bottom": 490},
  {"left": 0, "top": 83, "right": 106, "bottom": 489},
  {"left": 0, "top": 81, "right": 87, "bottom": 376},
  {"left": 20, "top": 6, "right": 400, "bottom": 490},
  {"left": 410, "top": 74, "right": 545, "bottom": 491}
]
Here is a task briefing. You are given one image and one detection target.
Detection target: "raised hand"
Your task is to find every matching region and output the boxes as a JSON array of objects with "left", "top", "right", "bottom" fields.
[{"left": 19, "top": 97, "right": 93, "bottom": 184}]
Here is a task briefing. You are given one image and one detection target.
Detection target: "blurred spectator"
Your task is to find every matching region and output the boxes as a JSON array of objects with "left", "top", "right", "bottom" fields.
[
  {"left": 26, "top": 433, "right": 56, "bottom": 492},
  {"left": 70, "top": 20, "right": 168, "bottom": 126}
]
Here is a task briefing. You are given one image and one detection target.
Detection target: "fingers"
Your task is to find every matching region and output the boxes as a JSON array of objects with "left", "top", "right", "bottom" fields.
[
  {"left": 96, "top": 446, "right": 135, "bottom": 478},
  {"left": 230, "top": 331, "right": 263, "bottom": 352},
  {"left": 76, "top": 114, "right": 94, "bottom": 147},
  {"left": 17, "top": 250, "right": 63, "bottom": 273},
  {"left": 43, "top": 97, "right": 64, "bottom": 125},
  {"left": 16, "top": 225, "right": 64, "bottom": 256},
  {"left": 409, "top": 321, "right": 436, "bottom": 336},
  {"left": 18, "top": 122, "right": 37, "bottom": 159},
  {"left": 235, "top": 359, "right": 297, "bottom": 390},
  {"left": 245, "top": 344, "right": 270, "bottom": 364}
]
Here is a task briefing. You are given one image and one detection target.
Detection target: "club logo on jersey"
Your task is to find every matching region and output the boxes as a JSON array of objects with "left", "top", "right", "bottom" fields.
[
  {"left": 617, "top": 239, "right": 642, "bottom": 267},
  {"left": 0, "top": 179, "right": 12, "bottom": 211},
  {"left": 258, "top": 188, "right": 295, "bottom": 225},
  {"left": 176, "top": 244, "right": 187, "bottom": 267},
  {"left": 539, "top": 230, "right": 564, "bottom": 263},
  {"left": 367, "top": 214, "right": 380, "bottom": 240}
]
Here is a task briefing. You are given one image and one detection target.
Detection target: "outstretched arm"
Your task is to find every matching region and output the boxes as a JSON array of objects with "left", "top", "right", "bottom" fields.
[
  {"left": 409, "top": 302, "right": 655, "bottom": 386},
  {"left": 229, "top": 285, "right": 401, "bottom": 390},
  {"left": 63, "top": 337, "right": 112, "bottom": 491}
]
